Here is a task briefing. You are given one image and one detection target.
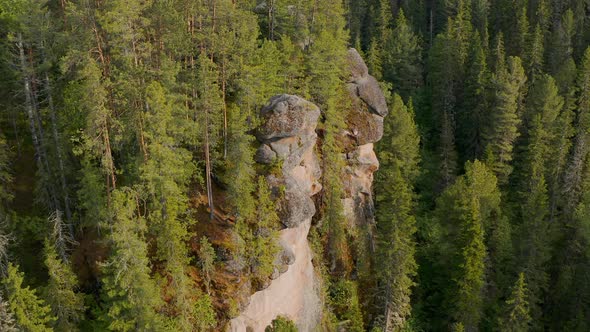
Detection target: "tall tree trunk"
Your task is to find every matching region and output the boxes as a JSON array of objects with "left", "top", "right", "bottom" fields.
[
  {"left": 205, "top": 106, "right": 214, "bottom": 220},
  {"left": 222, "top": 61, "right": 228, "bottom": 159},
  {"left": 44, "top": 72, "right": 73, "bottom": 230},
  {"left": 17, "top": 33, "right": 59, "bottom": 212}
]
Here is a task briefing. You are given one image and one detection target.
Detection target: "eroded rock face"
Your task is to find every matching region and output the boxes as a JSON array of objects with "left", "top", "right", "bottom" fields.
[
  {"left": 342, "top": 49, "right": 388, "bottom": 229},
  {"left": 231, "top": 50, "right": 388, "bottom": 332},
  {"left": 255, "top": 94, "right": 322, "bottom": 228},
  {"left": 231, "top": 94, "right": 323, "bottom": 331},
  {"left": 347, "top": 48, "right": 388, "bottom": 117}
]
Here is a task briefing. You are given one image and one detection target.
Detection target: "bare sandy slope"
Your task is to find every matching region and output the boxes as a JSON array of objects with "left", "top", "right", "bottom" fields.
[{"left": 230, "top": 218, "right": 321, "bottom": 331}]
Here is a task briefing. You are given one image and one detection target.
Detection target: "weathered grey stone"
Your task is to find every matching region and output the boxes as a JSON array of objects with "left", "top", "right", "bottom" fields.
[
  {"left": 347, "top": 48, "right": 369, "bottom": 82},
  {"left": 257, "top": 94, "right": 320, "bottom": 141},
  {"left": 345, "top": 108, "right": 384, "bottom": 145},
  {"left": 281, "top": 247, "right": 296, "bottom": 265},
  {"left": 357, "top": 76, "right": 388, "bottom": 117},
  {"left": 279, "top": 184, "right": 316, "bottom": 228},
  {"left": 255, "top": 144, "right": 276, "bottom": 164}
]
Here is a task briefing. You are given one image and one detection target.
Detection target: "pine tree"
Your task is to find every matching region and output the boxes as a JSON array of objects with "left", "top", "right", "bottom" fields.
[
  {"left": 101, "top": 189, "right": 166, "bottom": 332},
  {"left": 458, "top": 31, "right": 490, "bottom": 163},
  {"left": 198, "top": 236, "right": 216, "bottom": 295},
  {"left": 525, "top": 25, "right": 545, "bottom": 82},
  {"left": 196, "top": 53, "right": 224, "bottom": 220},
  {"left": 374, "top": 94, "right": 420, "bottom": 331},
  {"left": 434, "top": 160, "right": 502, "bottom": 330},
  {"left": 381, "top": 9, "right": 423, "bottom": 100},
  {"left": 3, "top": 263, "right": 55, "bottom": 331},
  {"left": 484, "top": 55, "right": 527, "bottom": 184},
  {"left": 498, "top": 273, "right": 531, "bottom": 332},
  {"left": 563, "top": 47, "right": 590, "bottom": 212},
  {"left": 43, "top": 239, "right": 85, "bottom": 331}
]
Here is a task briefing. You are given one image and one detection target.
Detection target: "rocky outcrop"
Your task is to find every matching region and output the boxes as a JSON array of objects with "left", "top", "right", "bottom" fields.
[
  {"left": 231, "top": 49, "right": 388, "bottom": 331},
  {"left": 255, "top": 95, "right": 323, "bottom": 228},
  {"left": 342, "top": 49, "right": 387, "bottom": 230},
  {"left": 231, "top": 94, "right": 323, "bottom": 331}
]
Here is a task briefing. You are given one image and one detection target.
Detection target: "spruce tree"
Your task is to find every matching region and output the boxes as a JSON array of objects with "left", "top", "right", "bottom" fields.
[
  {"left": 458, "top": 31, "right": 489, "bottom": 163},
  {"left": 525, "top": 25, "right": 545, "bottom": 82},
  {"left": 434, "top": 160, "right": 502, "bottom": 330},
  {"left": 374, "top": 94, "right": 420, "bottom": 331},
  {"left": 484, "top": 55, "right": 527, "bottom": 184},
  {"left": 516, "top": 117, "right": 551, "bottom": 326},
  {"left": 381, "top": 9, "right": 423, "bottom": 101},
  {"left": 0, "top": 135, "right": 12, "bottom": 214},
  {"left": 101, "top": 189, "right": 166, "bottom": 332},
  {"left": 428, "top": 32, "right": 459, "bottom": 190},
  {"left": 43, "top": 239, "right": 85, "bottom": 331},
  {"left": 498, "top": 273, "right": 531, "bottom": 332},
  {"left": 198, "top": 236, "right": 216, "bottom": 295},
  {"left": 3, "top": 263, "right": 55, "bottom": 331},
  {"left": 251, "top": 176, "right": 280, "bottom": 282},
  {"left": 563, "top": 47, "right": 590, "bottom": 212},
  {"left": 141, "top": 81, "right": 212, "bottom": 331}
]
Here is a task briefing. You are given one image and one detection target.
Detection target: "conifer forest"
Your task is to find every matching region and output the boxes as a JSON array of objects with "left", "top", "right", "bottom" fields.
[{"left": 2, "top": 0, "right": 590, "bottom": 331}]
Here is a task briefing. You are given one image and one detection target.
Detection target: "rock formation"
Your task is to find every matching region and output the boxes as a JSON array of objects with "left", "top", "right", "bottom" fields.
[
  {"left": 231, "top": 95, "right": 323, "bottom": 331},
  {"left": 341, "top": 48, "right": 388, "bottom": 233},
  {"left": 230, "top": 49, "right": 388, "bottom": 331}
]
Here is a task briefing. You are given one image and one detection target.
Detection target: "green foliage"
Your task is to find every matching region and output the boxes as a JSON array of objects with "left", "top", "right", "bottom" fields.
[
  {"left": 3, "top": 1, "right": 590, "bottom": 331},
  {"left": 192, "top": 294, "right": 216, "bottom": 332},
  {"left": 235, "top": 176, "right": 280, "bottom": 284},
  {"left": 382, "top": 10, "right": 423, "bottom": 101},
  {"left": 3, "top": 263, "right": 55, "bottom": 331},
  {"left": 265, "top": 316, "right": 298, "bottom": 332},
  {"left": 329, "top": 280, "right": 364, "bottom": 332},
  {"left": 43, "top": 239, "right": 85, "bottom": 331},
  {"left": 498, "top": 273, "right": 531, "bottom": 332},
  {"left": 433, "top": 161, "right": 501, "bottom": 330},
  {"left": 457, "top": 31, "right": 489, "bottom": 163},
  {"left": 374, "top": 94, "right": 420, "bottom": 331},
  {"left": 0, "top": 135, "right": 13, "bottom": 211},
  {"left": 484, "top": 56, "right": 527, "bottom": 184},
  {"left": 198, "top": 236, "right": 216, "bottom": 295},
  {"left": 100, "top": 189, "right": 165, "bottom": 332}
]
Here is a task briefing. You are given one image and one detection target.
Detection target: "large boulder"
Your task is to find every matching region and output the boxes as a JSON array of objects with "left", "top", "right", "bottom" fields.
[
  {"left": 346, "top": 49, "right": 388, "bottom": 117},
  {"left": 256, "top": 94, "right": 322, "bottom": 229},
  {"left": 257, "top": 94, "right": 320, "bottom": 141},
  {"left": 344, "top": 107, "right": 384, "bottom": 146},
  {"left": 347, "top": 48, "right": 369, "bottom": 81}
]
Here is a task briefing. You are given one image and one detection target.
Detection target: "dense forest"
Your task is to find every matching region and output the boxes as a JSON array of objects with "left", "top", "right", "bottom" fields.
[{"left": 1, "top": 0, "right": 590, "bottom": 331}]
